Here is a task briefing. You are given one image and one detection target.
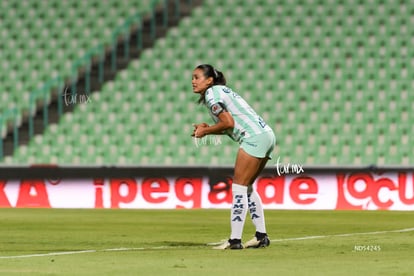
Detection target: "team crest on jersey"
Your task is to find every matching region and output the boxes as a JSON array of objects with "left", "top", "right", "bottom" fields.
[{"left": 211, "top": 103, "right": 225, "bottom": 116}]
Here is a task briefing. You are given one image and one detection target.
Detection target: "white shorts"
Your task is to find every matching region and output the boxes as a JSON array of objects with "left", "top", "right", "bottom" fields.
[{"left": 240, "top": 130, "right": 276, "bottom": 159}]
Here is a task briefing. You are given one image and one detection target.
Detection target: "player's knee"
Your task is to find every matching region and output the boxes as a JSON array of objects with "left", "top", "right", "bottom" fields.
[{"left": 232, "top": 176, "right": 250, "bottom": 186}]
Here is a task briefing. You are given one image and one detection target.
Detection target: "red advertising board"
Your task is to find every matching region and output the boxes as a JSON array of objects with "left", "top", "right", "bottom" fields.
[{"left": 1, "top": 172, "right": 413, "bottom": 210}]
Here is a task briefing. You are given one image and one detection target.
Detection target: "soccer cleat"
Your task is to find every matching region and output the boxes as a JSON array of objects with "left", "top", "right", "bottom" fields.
[
  {"left": 212, "top": 239, "right": 243, "bottom": 250},
  {"left": 244, "top": 232, "right": 270, "bottom": 248}
]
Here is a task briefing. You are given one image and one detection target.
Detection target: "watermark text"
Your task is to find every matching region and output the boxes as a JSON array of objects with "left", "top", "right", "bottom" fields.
[
  {"left": 275, "top": 156, "right": 304, "bottom": 176},
  {"left": 353, "top": 245, "right": 381, "bottom": 252},
  {"left": 62, "top": 87, "right": 92, "bottom": 106},
  {"left": 193, "top": 136, "right": 222, "bottom": 147}
]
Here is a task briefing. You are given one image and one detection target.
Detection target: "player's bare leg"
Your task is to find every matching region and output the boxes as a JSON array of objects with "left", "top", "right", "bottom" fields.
[
  {"left": 214, "top": 149, "right": 270, "bottom": 249},
  {"left": 214, "top": 148, "right": 263, "bottom": 249},
  {"left": 229, "top": 148, "right": 263, "bottom": 249},
  {"left": 245, "top": 157, "right": 271, "bottom": 248}
]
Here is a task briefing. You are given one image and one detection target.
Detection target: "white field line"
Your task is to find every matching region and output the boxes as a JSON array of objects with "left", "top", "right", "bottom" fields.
[
  {"left": 0, "top": 247, "right": 168, "bottom": 260},
  {"left": 1, "top": 227, "right": 413, "bottom": 259},
  {"left": 270, "top": 227, "right": 414, "bottom": 242},
  {"left": 270, "top": 228, "right": 414, "bottom": 242},
  {"left": 0, "top": 250, "right": 97, "bottom": 259},
  {"left": 206, "top": 227, "right": 414, "bottom": 246}
]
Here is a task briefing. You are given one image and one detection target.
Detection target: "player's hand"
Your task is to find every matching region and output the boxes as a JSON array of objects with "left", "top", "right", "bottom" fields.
[
  {"left": 194, "top": 125, "right": 208, "bottom": 138},
  {"left": 192, "top": 123, "right": 209, "bottom": 137}
]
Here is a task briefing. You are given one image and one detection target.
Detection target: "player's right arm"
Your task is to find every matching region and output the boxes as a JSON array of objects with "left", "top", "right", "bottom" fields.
[{"left": 194, "top": 106, "right": 234, "bottom": 138}]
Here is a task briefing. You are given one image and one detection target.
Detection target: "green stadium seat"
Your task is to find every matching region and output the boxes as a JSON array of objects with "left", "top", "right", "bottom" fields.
[
  {"left": 2, "top": 0, "right": 412, "bottom": 166},
  {"left": 0, "top": 0, "right": 162, "bottom": 128}
]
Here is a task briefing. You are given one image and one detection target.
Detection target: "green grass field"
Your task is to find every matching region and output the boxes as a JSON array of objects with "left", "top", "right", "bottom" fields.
[{"left": 0, "top": 209, "right": 413, "bottom": 276}]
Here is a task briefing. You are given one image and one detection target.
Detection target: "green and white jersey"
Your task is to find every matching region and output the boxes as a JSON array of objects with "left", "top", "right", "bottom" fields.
[{"left": 204, "top": 85, "right": 272, "bottom": 142}]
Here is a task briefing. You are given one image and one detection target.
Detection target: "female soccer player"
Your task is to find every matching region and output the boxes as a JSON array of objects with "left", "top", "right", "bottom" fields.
[{"left": 191, "top": 64, "right": 276, "bottom": 249}]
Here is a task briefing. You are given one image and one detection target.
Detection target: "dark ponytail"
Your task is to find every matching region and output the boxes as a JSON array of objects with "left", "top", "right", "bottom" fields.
[
  {"left": 196, "top": 64, "right": 226, "bottom": 86},
  {"left": 195, "top": 64, "right": 226, "bottom": 104}
]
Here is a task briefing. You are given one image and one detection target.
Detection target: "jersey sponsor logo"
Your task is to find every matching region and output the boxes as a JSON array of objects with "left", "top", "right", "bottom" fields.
[
  {"left": 223, "top": 87, "right": 232, "bottom": 93},
  {"left": 245, "top": 141, "right": 258, "bottom": 147},
  {"left": 258, "top": 116, "right": 267, "bottom": 128},
  {"left": 222, "top": 87, "right": 241, "bottom": 98}
]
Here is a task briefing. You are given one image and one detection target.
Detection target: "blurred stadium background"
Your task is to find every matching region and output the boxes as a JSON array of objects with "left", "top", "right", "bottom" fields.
[{"left": 0, "top": 0, "right": 413, "bottom": 167}]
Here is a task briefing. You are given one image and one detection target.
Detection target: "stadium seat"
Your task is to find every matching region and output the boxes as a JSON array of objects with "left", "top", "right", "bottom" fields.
[
  {"left": 0, "top": 0, "right": 161, "bottom": 123},
  {"left": 3, "top": 0, "right": 413, "bottom": 166}
]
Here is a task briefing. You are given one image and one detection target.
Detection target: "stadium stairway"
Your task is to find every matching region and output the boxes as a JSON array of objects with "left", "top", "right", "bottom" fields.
[{"left": 1, "top": 0, "right": 202, "bottom": 157}]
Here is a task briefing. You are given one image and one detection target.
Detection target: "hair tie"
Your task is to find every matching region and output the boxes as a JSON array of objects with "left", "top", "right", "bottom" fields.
[{"left": 213, "top": 68, "right": 219, "bottom": 79}]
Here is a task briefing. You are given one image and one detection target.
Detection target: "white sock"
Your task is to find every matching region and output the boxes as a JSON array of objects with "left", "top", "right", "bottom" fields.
[
  {"left": 230, "top": 183, "right": 248, "bottom": 240},
  {"left": 248, "top": 190, "right": 267, "bottom": 234}
]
